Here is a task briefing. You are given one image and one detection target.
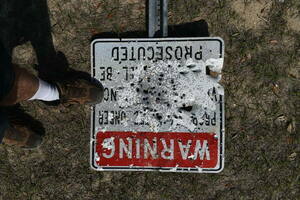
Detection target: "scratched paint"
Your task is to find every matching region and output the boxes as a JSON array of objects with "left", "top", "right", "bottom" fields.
[{"left": 116, "top": 58, "right": 224, "bottom": 132}]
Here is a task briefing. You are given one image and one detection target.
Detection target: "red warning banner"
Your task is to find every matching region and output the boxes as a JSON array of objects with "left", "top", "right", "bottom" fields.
[{"left": 95, "top": 131, "right": 219, "bottom": 169}]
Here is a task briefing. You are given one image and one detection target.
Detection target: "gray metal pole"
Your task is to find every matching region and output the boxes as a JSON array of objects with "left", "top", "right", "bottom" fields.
[
  {"left": 148, "top": 0, "right": 158, "bottom": 38},
  {"left": 160, "top": 0, "right": 168, "bottom": 37},
  {"left": 148, "top": 0, "right": 168, "bottom": 38}
]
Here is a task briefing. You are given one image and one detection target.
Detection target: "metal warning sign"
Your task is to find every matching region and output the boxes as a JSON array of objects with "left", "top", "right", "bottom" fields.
[{"left": 91, "top": 38, "right": 225, "bottom": 173}]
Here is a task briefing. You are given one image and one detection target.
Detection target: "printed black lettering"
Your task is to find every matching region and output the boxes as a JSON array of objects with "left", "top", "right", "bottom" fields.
[
  {"left": 107, "top": 67, "right": 112, "bottom": 80},
  {"left": 99, "top": 67, "right": 112, "bottom": 81},
  {"left": 123, "top": 66, "right": 135, "bottom": 81},
  {"left": 211, "top": 112, "right": 216, "bottom": 126},
  {"left": 110, "top": 111, "right": 114, "bottom": 125},
  {"left": 147, "top": 46, "right": 155, "bottom": 60},
  {"left": 195, "top": 46, "right": 203, "bottom": 60},
  {"left": 156, "top": 46, "right": 163, "bottom": 60},
  {"left": 185, "top": 46, "right": 192, "bottom": 59},
  {"left": 138, "top": 47, "right": 146, "bottom": 60},
  {"left": 112, "top": 47, "right": 119, "bottom": 61},
  {"left": 98, "top": 111, "right": 104, "bottom": 125},
  {"left": 98, "top": 110, "right": 127, "bottom": 125},
  {"left": 123, "top": 66, "right": 129, "bottom": 80},
  {"left": 129, "top": 47, "right": 136, "bottom": 61},
  {"left": 104, "top": 88, "right": 117, "bottom": 101},
  {"left": 192, "top": 116, "right": 197, "bottom": 126},
  {"left": 120, "top": 47, "right": 128, "bottom": 61},
  {"left": 205, "top": 112, "right": 210, "bottom": 126},
  {"left": 99, "top": 67, "right": 105, "bottom": 81},
  {"left": 175, "top": 46, "right": 183, "bottom": 60},
  {"left": 104, "top": 111, "right": 109, "bottom": 124},
  {"left": 165, "top": 46, "right": 173, "bottom": 60}
]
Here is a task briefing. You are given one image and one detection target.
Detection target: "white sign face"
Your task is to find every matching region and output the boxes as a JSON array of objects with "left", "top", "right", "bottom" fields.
[{"left": 91, "top": 38, "right": 225, "bottom": 173}]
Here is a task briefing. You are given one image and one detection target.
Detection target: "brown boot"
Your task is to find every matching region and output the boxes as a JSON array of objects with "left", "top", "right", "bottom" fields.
[
  {"left": 2, "top": 125, "right": 42, "bottom": 149},
  {"left": 0, "top": 65, "right": 39, "bottom": 106},
  {"left": 56, "top": 79, "right": 104, "bottom": 105},
  {"left": 2, "top": 106, "right": 43, "bottom": 149}
]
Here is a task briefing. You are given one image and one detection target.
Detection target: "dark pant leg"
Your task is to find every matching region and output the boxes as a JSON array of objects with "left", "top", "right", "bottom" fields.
[
  {"left": 0, "top": 41, "right": 15, "bottom": 143},
  {"left": 0, "top": 109, "right": 9, "bottom": 142}
]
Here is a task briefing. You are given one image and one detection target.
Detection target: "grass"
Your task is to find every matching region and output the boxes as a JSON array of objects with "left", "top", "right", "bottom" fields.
[{"left": 0, "top": 0, "right": 299, "bottom": 199}]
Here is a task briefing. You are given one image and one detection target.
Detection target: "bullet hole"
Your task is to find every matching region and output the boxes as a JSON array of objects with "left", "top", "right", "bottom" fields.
[
  {"left": 206, "top": 66, "right": 210, "bottom": 75},
  {"left": 125, "top": 98, "right": 128, "bottom": 101},
  {"left": 156, "top": 113, "right": 162, "bottom": 121},
  {"left": 180, "top": 106, "right": 193, "bottom": 112},
  {"left": 187, "top": 64, "right": 196, "bottom": 68},
  {"left": 143, "top": 107, "right": 149, "bottom": 111},
  {"left": 117, "top": 58, "right": 222, "bottom": 132}
]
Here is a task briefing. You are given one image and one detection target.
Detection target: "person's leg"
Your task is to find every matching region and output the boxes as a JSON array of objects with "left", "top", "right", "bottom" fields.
[
  {"left": 0, "top": 41, "right": 42, "bottom": 147},
  {"left": 0, "top": 41, "right": 15, "bottom": 144},
  {"left": 0, "top": 64, "right": 39, "bottom": 106},
  {"left": 0, "top": 64, "right": 104, "bottom": 106},
  {"left": 0, "top": 109, "right": 9, "bottom": 143}
]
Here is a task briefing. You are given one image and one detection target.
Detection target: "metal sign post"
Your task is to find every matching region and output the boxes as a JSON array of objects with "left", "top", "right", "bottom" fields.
[
  {"left": 90, "top": 1, "right": 225, "bottom": 173},
  {"left": 148, "top": 0, "right": 168, "bottom": 37}
]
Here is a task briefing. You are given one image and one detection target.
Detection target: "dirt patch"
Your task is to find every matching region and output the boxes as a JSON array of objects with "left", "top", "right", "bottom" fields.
[
  {"left": 286, "top": 8, "right": 300, "bottom": 32},
  {"left": 12, "top": 42, "right": 36, "bottom": 65},
  {"left": 231, "top": 0, "right": 272, "bottom": 30}
]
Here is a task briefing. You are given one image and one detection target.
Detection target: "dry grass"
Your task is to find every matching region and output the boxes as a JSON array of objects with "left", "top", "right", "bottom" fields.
[{"left": 0, "top": 0, "right": 299, "bottom": 199}]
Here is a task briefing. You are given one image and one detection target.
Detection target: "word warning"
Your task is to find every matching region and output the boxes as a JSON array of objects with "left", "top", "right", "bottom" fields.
[{"left": 91, "top": 38, "right": 225, "bottom": 173}]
